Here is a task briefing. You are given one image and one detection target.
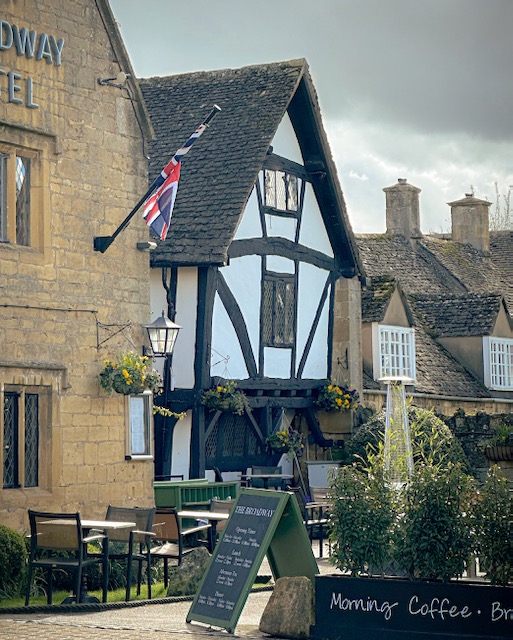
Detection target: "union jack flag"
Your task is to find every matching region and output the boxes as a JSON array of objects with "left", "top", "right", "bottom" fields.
[
  {"left": 143, "top": 160, "right": 181, "bottom": 241},
  {"left": 142, "top": 116, "right": 213, "bottom": 241}
]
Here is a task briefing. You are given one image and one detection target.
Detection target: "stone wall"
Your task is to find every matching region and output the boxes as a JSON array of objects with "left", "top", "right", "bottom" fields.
[{"left": 0, "top": 0, "right": 155, "bottom": 530}]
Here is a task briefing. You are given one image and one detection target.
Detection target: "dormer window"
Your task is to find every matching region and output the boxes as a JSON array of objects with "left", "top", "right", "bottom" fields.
[
  {"left": 373, "top": 324, "right": 416, "bottom": 381},
  {"left": 483, "top": 337, "right": 513, "bottom": 390},
  {"left": 264, "top": 169, "right": 299, "bottom": 212}
]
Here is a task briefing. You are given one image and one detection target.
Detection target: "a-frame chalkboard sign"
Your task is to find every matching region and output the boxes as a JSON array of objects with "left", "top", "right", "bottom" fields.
[{"left": 186, "top": 488, "right": 318, "bottom": 633}]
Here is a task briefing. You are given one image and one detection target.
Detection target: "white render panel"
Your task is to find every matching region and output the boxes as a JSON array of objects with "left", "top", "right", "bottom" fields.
[
  {"left": 171, "top": 411, "right": 192, "bottom": 480},
  {"left": 266, "top": 255, "right": 295, "bottom": 274},
  {"left": 233, "top": 188, "right": 262, "bottom": 240},
  {"left": 149, "top": 269, "right": 168, "bottom": 380},
  {"left": 299, "top": 182, "right": 334, "bottom": 257},
  {"left": 270, "top": 112, "right": 304, "bottom": 164},
  {"left": 173, "top": 267, "right": 198, "bottom": 389},
  {"left": 216, "top": 255, "right": 261, "bottom": 374},
  {"left": 300, "top": 292, "right": 330, "bottom": 378},
  {"left": 264, "top": 347, "right": 292, "bottom": 378},
  {"left": 296, "top": 262, "right": 330, "bottom": 378},
  {"left": 265, "top": 213, "right": 297, "bottom": 240},
  {"left": 211, "top": 292, "right": 249, "bottom": 380}
]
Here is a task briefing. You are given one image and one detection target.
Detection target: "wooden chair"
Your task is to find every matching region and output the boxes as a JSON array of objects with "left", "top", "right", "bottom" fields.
[
  {"left": 208, "top": 498, "right": 234, "bottom": 547},
  {"left": 100, "top": 505, "right": 155, "bottom": 602},
  {"left": 287, "top": 486, "right": 330, "bottom": 557},
  {"left": 251, "top": 465, "right": 283, "bottom": 489},
  {"left": 148, "top": 508, "right": 211, "bottom": 588},
  {"left": 25, "top": 510, "right": 108, "bottom": 606}
]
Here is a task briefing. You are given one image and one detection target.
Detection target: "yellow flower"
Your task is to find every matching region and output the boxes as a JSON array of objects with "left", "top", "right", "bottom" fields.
[{"left": 122, "top": 369, "right": 130, "bottom": 379}]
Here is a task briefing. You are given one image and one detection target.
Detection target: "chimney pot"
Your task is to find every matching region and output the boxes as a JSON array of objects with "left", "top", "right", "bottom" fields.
[
  {"left": 447, "top": 194, "right": 491, "bottom": 253},
  {"left": 383, "top": 179, "right": 422, "bottom": 239}
]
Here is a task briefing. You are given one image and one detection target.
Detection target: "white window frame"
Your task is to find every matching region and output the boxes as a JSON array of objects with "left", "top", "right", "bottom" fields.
[
  {"left": 373, "top": 324, "right": 416, "bottom": 382},
  {"left": 483, "top": 337, "right": 513, "bottom": 390},
  {"left": 125, "top": 393, "right": 153, "bottom": 460}
]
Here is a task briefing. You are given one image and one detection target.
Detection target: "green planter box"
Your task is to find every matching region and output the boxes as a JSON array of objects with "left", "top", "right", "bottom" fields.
[
  {"left": 154, "top": 479, "right": 239, "bottom": 510},
  {"left": 312, "top": 574, "right": 513, "bottom": 640}
]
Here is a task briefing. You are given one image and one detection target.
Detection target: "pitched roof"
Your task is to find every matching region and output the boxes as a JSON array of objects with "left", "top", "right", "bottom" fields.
[
  {"left": 355, "top": 232, "right": 509, "bottom": 398},
  {"left": 409, "top": 293, "right": 507, "bottom": 338},
  {"left": 490, "top": 231, "right": 513, "bottom": 313},
  {"left": 356, "top": 234, "right": 505, "bottom": 297},
  {"left": 360, "top": 276, "right": 413, "bottom": 324},
  {"left": 139, "top": 60, "right": 362, "bottom": 276},
  {"left": 411, "top": 321, "right": 490, "bottom": 398}
]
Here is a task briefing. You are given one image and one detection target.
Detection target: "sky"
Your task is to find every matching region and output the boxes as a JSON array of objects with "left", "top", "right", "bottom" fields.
[{"left": 109, "top": 0, "right": 513, "bottom": 234}]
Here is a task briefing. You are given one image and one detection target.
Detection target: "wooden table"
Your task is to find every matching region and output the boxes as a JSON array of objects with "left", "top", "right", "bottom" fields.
[
  {"left": 177, "top": 510, "right": 230, "bottom": 551},
  {"left": 241, "top": 473, "right": 294, "bottom": 489},
  {"left": 303, "top": 501, "right": 330, "bottom": 557},
  {"left": 41, "top": 518, "right": 136, "bottom": 603}
]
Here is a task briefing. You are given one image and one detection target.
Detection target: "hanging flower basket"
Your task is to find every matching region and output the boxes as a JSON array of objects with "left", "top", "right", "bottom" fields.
[
  {"left": 265, "top": 428, "right": 304, "bottom": 455},
  {"left": 315, "top": 382, "right": 359, "bottom": 413},
  {"left": 484, "top": 446, "right": 513, "bottom": 462},
  {"left": 483, "top": 423, "right": 513, "bottom": 461},
  {"left": 99, "top": 351, "right": 161, "bottom": 396},
  {"left": 200, "top": 380, "right": 249, "bottom": 415}
]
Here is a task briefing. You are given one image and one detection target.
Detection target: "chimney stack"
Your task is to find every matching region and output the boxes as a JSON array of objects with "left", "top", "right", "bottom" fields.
[
  {"left": 383, "top": 179, "right": 422, "bottom": 239},
  {"left": 448, "top": 193, "right": 491, "bottom": 253}
]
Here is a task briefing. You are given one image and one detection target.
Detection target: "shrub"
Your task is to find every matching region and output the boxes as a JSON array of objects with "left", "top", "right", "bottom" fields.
[
  {"left": 0, "top": 525, "right": 27, "bottom": 598},
  {"left": 394, "top": 463, "right": 476, "bottom": 582},
  {"left": 472, "top": 466, "right": 513, "bottom": 585},
  {"left": 329, "top": 455, "right": 396, "bottom": 576},
  {"left": 347, "top": 406, "right": 470, "bottom": 472}
]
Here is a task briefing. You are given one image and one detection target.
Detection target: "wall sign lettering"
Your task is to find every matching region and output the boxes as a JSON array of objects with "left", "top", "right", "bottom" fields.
[{"left": 0, "top": 18, "right": 65, "bottom": 109}]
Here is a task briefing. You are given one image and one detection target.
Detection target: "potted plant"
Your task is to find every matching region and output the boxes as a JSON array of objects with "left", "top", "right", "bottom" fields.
[
  {"left": 265, "top": 427, "right": 304, "bottom": 455},
  {"left": 200, "top": 380, "right": 249, "bottom": 415},
  {"left": 484, "top": 423, "right": 513, "bottom": 462},
  {"left": 311, "top": 416, "right": 513, "bottom": 640},
  {"left": 315, "top": 381, "right": 359, "bottom": 413},
  {"left": 99, "top": 351, "right": 161, "bottom": 395}
]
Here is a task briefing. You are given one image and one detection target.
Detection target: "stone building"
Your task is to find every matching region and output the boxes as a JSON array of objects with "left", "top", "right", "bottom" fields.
[
  {"left": 0, "top": 0, "right": 155, "bottom": 529},
  {"left": 356, "top": 180, "right": 513, "bottom": 475}
]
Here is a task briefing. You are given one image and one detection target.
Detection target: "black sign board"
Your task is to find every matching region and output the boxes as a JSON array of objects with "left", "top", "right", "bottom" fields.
[
  {"left": 187, "top": 488, "right": 318, "bottom": 633},
  {"left": 312, "top": 574, "right": 513, "bottom": 640}
]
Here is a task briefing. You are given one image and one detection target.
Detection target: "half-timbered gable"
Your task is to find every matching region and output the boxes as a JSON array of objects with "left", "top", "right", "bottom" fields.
[{"left": 140, "top": 60, "right": 363, "bottom": 480}]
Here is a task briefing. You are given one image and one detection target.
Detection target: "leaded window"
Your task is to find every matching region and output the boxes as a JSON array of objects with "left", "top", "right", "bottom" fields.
[
  {"left": 16, "top": 155, "right": 31, "bottom": 245},
  {"left": 484, "top": 337, "right": 513, "bottom": 390},
  {"left": 3, "top": 391, "right": 39, "bottom": 489},
  {"left": 0, "top": 148, "right": 33, "bottom": 247},
  {"left": 205, "top": 412, "right": 263, "bottom": 470},
  {"left": 264, "top": 169, "right": 299, "bottom": 212},
  {"left": 262, "top": 273, "right": 295, "bottom": 347}
]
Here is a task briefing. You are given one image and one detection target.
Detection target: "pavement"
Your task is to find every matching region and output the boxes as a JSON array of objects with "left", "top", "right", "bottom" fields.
[{"left": 0, "top": 542, "right": 336, "bottom": 640}]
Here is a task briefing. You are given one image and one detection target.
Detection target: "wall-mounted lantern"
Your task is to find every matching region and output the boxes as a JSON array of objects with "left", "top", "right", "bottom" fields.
[{"left": 144, "top": 312, "right": 181, "bottom": 357}]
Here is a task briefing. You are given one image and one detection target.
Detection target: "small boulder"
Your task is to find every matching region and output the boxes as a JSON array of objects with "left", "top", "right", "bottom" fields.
[
  {"left": 259, "top": 576, "right": 314, "bottom": 639},
  {"left": 166, "top": 547, "right": 210, "bottom": 596}
]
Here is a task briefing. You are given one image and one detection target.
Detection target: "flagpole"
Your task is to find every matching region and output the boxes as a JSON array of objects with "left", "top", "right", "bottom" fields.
[{"left": 93, "top": 104, "right": 221, "bottom": 253}]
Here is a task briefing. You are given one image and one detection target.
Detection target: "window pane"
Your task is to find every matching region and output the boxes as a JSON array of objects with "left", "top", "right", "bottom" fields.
[
  {"left": 264, "top": 170, "right": 276, "bottom": 208},
  {"left": 24, "top": 394, "right": 39, "bottom": 487},
  {"left": 285, "top": 173, "right": 298, "bottom": 211},
  {"left": 262, "top": 279, "right": 274, "bottom": 344},
  {"left": 3, "top": 393, "right": 19, "bottom": 489},
  {"left": 16, "top": 155, "right": 30, "bottom": 246}
]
